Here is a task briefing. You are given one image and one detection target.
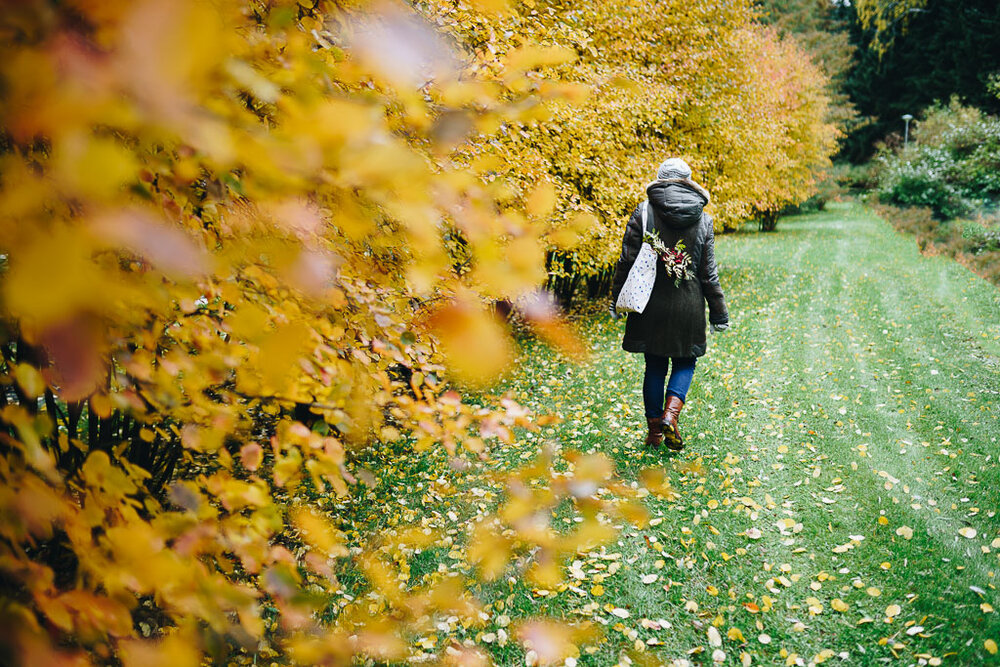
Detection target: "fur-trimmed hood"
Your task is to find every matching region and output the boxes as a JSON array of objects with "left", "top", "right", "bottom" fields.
[{"left": 645, "top": 178, "right": 711, "bottom": 229}]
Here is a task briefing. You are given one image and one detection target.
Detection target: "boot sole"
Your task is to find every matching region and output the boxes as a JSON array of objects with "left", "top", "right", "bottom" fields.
[{"left": 662, "top": 429, "right": 684, "bottom": 451}]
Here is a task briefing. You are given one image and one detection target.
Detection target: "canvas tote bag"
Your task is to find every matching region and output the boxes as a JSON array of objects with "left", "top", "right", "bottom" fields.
[{"left": 615, "top": 201, "right": 656, "bottom": 314}]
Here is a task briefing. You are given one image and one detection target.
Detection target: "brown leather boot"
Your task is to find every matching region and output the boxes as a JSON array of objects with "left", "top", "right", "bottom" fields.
[
  {"left": 645, "top": 417, "right": 663, "bottom": 447},
  {"left": 662, "top": 395, "right": 685, "bottom": 451}
]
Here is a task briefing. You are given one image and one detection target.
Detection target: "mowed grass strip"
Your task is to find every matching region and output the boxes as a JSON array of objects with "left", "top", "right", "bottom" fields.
[{"left": 332, "top": 202, "right": 1000, "bottom": 666}]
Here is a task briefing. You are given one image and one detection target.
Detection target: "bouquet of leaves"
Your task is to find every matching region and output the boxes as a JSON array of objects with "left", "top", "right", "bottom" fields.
[{"left": 643, "top": 230, "right": 693, "bottom": 287}]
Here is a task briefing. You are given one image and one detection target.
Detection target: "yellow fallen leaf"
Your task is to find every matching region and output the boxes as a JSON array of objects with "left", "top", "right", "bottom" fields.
[
  {"left": 867, "top": 587, "right": 882, "bottom": 597},
  {"left": 831, "top": 599, "right": 848, "bottom": 612},
  {"left": 985, "top": 639, "right": 998, "bottom": 655},
  {"left": 959, "top": 527, "right": 978, "bottom": 539},
  {"left": 591, "top": 585, "right": 604, "bottom": 596},
  {"left": 885, "top": 604, "right": 901, "bottom": 618},
  {"left": 813, "top": 649, "right": 835, "bottom": 663},
  {"left": 895, "top": 526, "right": 913, "bottom": 540}
]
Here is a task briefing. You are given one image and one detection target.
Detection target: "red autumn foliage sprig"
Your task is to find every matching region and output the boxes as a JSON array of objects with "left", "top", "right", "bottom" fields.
[{"left": 643, "top": 230, "right": 694, "bottom": 287}]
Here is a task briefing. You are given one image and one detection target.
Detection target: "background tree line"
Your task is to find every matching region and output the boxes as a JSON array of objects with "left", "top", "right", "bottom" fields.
[{"left": 757, "top": 0, "right": 1000, "bottom": 163}]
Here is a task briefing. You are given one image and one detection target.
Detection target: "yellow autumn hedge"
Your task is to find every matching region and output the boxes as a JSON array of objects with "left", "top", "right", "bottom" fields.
[
  {"left": 420, "top": 0, "right": 839, "bottom": 282},
  {"left": 0, "top": 0, "right": 835, "bottom": 664}
]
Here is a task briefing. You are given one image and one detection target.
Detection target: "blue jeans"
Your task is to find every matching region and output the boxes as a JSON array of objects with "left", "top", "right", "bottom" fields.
[{"left": 643, "top": 354, "right": 696, "bottom": 419}]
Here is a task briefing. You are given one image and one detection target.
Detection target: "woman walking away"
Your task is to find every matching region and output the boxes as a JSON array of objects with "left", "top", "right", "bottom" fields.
[{"left": 610, "top": 158, "right": 729, "bottom": 451}]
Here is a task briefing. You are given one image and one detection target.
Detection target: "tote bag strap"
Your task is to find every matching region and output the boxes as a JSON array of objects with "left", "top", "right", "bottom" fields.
[{"left": 642, "top": 200, "right": 652, "bottom": 234}]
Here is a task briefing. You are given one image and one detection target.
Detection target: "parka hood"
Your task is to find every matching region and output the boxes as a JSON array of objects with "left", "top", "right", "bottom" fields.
[{"left": 646, "top": 178, "right": 711, "bottom": 229}]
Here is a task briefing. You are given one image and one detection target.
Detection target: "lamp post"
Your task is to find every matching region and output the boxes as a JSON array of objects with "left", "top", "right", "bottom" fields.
[{"left": 902, "top": 113, "right": 914, "bottom": 148}]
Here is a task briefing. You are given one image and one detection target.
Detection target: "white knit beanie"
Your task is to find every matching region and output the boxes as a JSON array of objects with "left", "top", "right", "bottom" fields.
[{"left": 656, "top": 157, "right": 692, "bottom": 180}]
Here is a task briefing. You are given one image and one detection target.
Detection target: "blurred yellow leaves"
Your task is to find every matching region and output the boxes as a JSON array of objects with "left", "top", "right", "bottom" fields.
[
  {"left": 13, "top": 364, "right": 45, "bottom": 400},
  {"left": 256, "top": 322, "right": 310, "bottom": 391},
  {"left": 517, "top": 620, "right": 594, "bottom": 666},
  {"left": 119, "top": 633, "right": 201, "bottom": 667},
  {"left": 3, "top": 228, "right": 104, "bottom": 327},
  {"left": 0, "top": 0, "right": 837, "bottom": 664},
  {"left": 292, "top": 508, "right": 349, "bottom": 558},
  {"left": 426, "top": 298, "right": 512, "bottom": 388},
  {"left": 54, "top": 134, "right": 138, "bottom": 200},
  {"left": 526, "top": 181, "right": 558, "bottom": 220},
  {"left": 467, "top": 0, "right": 511, "bottom": 15},
  {"left": 503, "top": 45, "right": 578, "bottom": 83},
  {"left": 547, "top": 212, "right": 598, "bottom": 250}
]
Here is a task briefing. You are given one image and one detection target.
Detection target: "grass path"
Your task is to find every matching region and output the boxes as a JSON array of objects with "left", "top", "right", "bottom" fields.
[{"left": 342, "top": 202, "right": 1000, "bottom": 666}]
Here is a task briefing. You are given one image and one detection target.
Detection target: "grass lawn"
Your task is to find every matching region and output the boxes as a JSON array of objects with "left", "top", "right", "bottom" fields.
[{"left": 333, "top": 201, "right": 1000, "bottom": 666}]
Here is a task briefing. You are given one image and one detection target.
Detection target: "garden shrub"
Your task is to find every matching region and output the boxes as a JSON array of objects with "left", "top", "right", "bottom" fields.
[{"left": 874, "top": 100, "right": 1000, "bottom": 220}]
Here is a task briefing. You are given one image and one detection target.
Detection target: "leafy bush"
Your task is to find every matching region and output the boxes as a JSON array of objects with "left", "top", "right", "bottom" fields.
[
  {"left": 874, "top": 100, "right": 1000, "bottom": 219},
  {"left": 877, "top": 149, "right": 973, "bottom": 219},
  {"left": 960, "top": 218, "right": 1000, "bottom": 255}
]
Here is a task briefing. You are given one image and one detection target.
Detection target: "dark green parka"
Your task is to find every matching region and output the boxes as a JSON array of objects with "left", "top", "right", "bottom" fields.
[{"left": 610, "top": 178, "right": 729, "bottom": 358}]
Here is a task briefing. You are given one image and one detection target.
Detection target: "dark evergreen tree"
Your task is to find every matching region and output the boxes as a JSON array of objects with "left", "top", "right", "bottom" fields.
[{"left": 839, "top": 0, "right": 1000, "bottom": 162}]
